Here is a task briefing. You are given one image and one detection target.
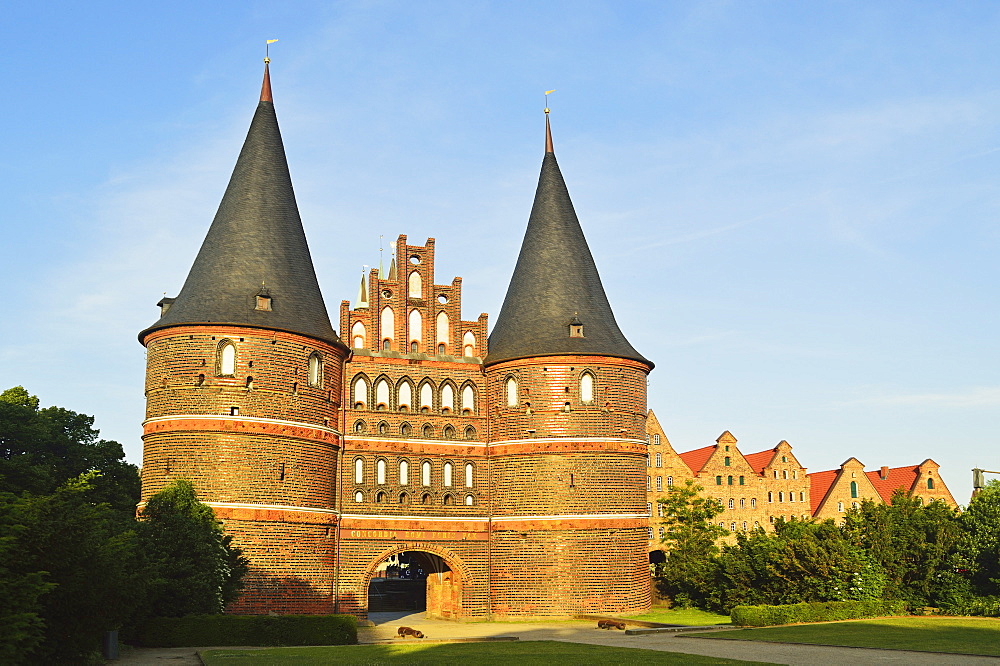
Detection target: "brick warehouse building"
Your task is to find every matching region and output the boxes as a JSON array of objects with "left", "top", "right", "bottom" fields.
[{"left": 138, "top": 64, "right": 653, "bottom": 618}]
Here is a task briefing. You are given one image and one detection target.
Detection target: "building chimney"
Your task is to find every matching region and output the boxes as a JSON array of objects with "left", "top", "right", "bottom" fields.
[{"left": 880, "top": 466, "right": 889, "bottom": 480}]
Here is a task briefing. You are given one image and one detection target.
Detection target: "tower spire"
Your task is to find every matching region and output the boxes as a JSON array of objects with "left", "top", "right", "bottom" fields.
[
  {"left": 485, "top": 109, "right": 650, "bottom": 367},
  {"left": 140, "top": 60, "right": 341, "bottom": 347},
  {"left": 260, "top": 61, "right": 272, "bottom": 102}
]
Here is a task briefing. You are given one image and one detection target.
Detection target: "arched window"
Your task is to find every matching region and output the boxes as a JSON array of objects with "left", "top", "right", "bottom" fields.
[
  {"left": 375, "top": 491, "right": 385, "bottom": 503},
  {"left": 782, "top": 470, "right": 788, "bottom": 479},
  {"left": 443, "top": 462, "right": 453, "bottom": 486},
  {"left": 789, "top": 492, "right": 795, "bottom": 503},
  {"left": 646, "top": 453, "right": 650, "bottom": 468},
  {"left": 505, "top": 377, "right": 518, "bottom": 407},
  {"left": 218, "top": 340, "right": 236, "bottom": 376},
  {"left": 380, "top": 306, "right": 395, "bottom": 348},
  {"left": 408, "top": 271, "right": 422, "bottom": 297},
  {"left": 376, "top": 459, "right": 386, "bottom": 484},
  {"left": 351, "top": 321, "right": 366, "bottom": 348},
  {"left": 646, "top": 476, "right": 651, "bottom": 491},
  {"left": 739, "top": 498, "right": 745, "bottom": 508},
  {"left": 378, "top": 421, "right": 388, "bottom": 435},
  {"left": 728, "top": 498, "right": 734, "bottom": 509},
  {"left": 465, "top": 494, "right": 475, "bottom": 506},
  {"left": 421, "top": 493, "right": 431, "bottom": 505},
  {"left": 420, "top": 382, "right": 433, "bottom": 412},
  {"left": 354, "top": 458, "right": 364, "bottom": 484},
  {"left": 464, "top": 426, "right": 476, "bottom": 440},
  {"left": 730, "top": 523, "right": 736, "bottom": 532},
  {"left": 421, "top": 461, "right": 431, "bottom": 486},
  {"left": 768, "top": 492, "right": 773, "bottom": 503},
  {"left": 850, "top": 481, "right": 858, "bottom": 498},
  {"left": 375, "top": 379, "right": 390, "bottom": 410},
  {"left": 463, "top": 331, "right": 476, "bottom": 357},
  {"left": 308, "top": 353, "right": 323, "bottom": 387},
  {"left": 436, "top": 311, "right": 450, "bottom": 350},
  {"left": 667, "top": 476, "right": 673, "bottom": 488},
  {"left": 724, "top": 456, "right": 731, "bottom": 466},
  {"left": 716, "top": 476, "right": 722, "bottom": 485},
  {"left": 781, "top": 455, "right": 787, "bottom": 462},
  {"left": 353, "top": 420, "right": 366, "bottom": 433},
  {"left": 465, "top": 463, "right": 474, "bottom": 487},
  {"left": 440, "top": 384, "right": 455, "bottom": 413},
  {"left": 352, "top": 376, "right": 369, "bottom": 409},
  {"left": 442, "top": 425, "right": 455, "bottom": 439},
  {"left": 658, "top": 526, "right": 666, "bottom": 539},
  {"left": 580, "top": 372, "right": 594, "bottom": 403},
  {"left": 354, "top": 490, "right": 364, "bottom": 503},
  {"left": 400, "top": 422, "right": 412, "bottom": 436},
  {"left": 443, "top": 494, "right": 454, "bottom": 506},
  {"left": 408, "top": 309, "right": 422, "bottom": 348},
  {"left": 461, "top": 385, "right": 475, "bottom": 414},
  {"left": 399, "top": 460, "right": 409, "bottom": 485},
  {"left": 727, "top": 475, "right": 733, "bottom": 485},
  {"left": 656, "top": 476, "right": 662, "bottom": 491},
  {"left": 751, "top": 498, "right": 756, "bottom": 508},
  {"left": 800, "top": 492, "right": 804, "bottom": 502},
  {"left": 779, "top": 491, "right": 784, "bottom": 502},
  {"left": 422, "top": 424, "right": 433, "bottom": 438},
  {"left": 399, "top": 492, "right": 409, "bottom": 504},
  {"left": 655, "top": 452, "right": 662, "bottom": 467},
  {"left": 927, "top": 477, "right": 935, "bottom": 489},
  {"left": 398, "top": 381, "right": 412, "bottom": 411}
]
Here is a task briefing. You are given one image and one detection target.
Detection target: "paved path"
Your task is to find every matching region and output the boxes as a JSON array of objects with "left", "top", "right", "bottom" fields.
[{"left": 111, "top": 611, "right": 1000, "bottom": 665}]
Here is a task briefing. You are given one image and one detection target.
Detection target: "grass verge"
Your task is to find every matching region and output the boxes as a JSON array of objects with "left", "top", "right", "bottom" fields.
[
  {"left": 626, "top": 608, "right": 732, "bottom": 626},
  {"left": 201, "top": 640, "right": 770, "bottom": 665},
  {"left": 685, "top": 616, "right": 1000, "bottom": 657}
]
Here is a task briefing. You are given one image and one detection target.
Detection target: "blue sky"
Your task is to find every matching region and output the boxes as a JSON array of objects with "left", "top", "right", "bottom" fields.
[{"left": 3, "top": 1, "right": 999, "bottom": 503}]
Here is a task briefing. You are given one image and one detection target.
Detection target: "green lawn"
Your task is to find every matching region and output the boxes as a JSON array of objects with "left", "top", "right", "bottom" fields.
[
  {"left": 201, "top": 640, "right": 767, "bottom": 665},
  {"left": 685, "top": 616, "right": 1000, "bottom": 657},
  {"left": 626, "top": 608, "right": 732, "bottom": 626}
]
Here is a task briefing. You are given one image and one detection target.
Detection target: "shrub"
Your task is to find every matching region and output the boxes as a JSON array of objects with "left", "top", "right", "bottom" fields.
[
  {"left": 135, "top": 614, "right": 357, "bottom": 647},
  {"left": 941, "top": 597, "right": 1000, "bottom": 618},
  {"left": 730, "top": 600, "right": 907, "bottom": 627}
]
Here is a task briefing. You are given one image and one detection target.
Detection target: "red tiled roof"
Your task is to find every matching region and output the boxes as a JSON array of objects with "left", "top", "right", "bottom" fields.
[
  {"left": 866, "top": 466, "right": 919, "bottom": 503},
  {"left": 678, "top": 445, "right": 715, "bottom": 474},
  {"left": 743, "top": 449, "right": 776, "bottom": 475},
  {"left": 807, "top": 469, "right": 839, "bottom": 515}
]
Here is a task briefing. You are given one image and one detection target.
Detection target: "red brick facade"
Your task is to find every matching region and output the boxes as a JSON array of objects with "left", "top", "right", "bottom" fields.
[{"left": 142, "top": 236, "right": 653, "bottom": 618}]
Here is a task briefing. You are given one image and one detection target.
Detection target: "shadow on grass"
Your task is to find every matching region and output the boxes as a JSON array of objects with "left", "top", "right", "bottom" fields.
[
  {"left": 685, "top": 616, "right": 1000, "bottom": 657},
  {"left": 201, "top": 640, "right": 770, "bottom": 665}
]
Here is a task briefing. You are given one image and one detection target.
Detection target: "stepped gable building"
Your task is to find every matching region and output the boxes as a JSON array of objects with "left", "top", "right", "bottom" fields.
[
  {"left": 809, "top": 457, "right": 956, "bottom": 522},
  {"left": 139, "top": 64, "right": 653, "bottom": 618}
]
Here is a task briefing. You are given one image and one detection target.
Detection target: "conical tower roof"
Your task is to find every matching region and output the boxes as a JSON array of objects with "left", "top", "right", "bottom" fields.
[
  {"left": 486, "top": 115, "right": 651, "bottom": 367},
  {"left": 140, "top": 64, "right": 342, "bottom": 347}
]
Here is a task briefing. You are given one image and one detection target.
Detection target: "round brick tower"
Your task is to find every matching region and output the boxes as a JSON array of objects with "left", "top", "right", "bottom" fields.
[
  {"left": 483, "top": 112, "right": 654, "bottom": 617},
  {"left": 139, "top": 63, "right": 350, "bottom": 614}
]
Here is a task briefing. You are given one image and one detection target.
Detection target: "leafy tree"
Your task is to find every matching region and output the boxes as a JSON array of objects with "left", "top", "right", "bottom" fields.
[
  {"left": 843, "top": 491, "right": 964, "bottom": 606},
  {"left": 653, "top": 479, "right": 727, "bottom": 607},
  {"left": 1, "top": 473, "right": 146, "bottom": 663},
  {"left": 138, "top": 479, "right": 249, "bottom": 618},
  {"left": 0, "top": 386, "right": 140, "bottom": 515},
  {"left": 712, "top": 519, "right": 884, "bottom": 611},
  {"left": 962, "top": 479, "right": 1000, "bottom": 597}
]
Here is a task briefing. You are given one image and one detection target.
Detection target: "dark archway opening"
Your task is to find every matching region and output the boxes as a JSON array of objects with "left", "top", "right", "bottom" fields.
[
  {"left": 367, "top": 551, "right": 450, "bottom": 613},
  {"left": 648, "top": 549, "right": 666, "bottom": 565}
]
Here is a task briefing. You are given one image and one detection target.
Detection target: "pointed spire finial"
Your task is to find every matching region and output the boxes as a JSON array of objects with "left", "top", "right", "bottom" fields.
[
  {"left": 261, "top": 39, "right": 278, "bottom": 102},
  {"left": 544, "top": 90, "right": 555, "bottom": 153}
]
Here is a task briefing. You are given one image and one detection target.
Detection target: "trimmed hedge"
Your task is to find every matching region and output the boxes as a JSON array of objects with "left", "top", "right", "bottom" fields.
[
  {"left": 730, "top": 600, "right": 907, "bottom": 627},
  {"left": 135, "top": 614, "right": 357, "bottom": 647},
  {"left": 941, "top": 597, "right": 1000, "bottom": 617}
]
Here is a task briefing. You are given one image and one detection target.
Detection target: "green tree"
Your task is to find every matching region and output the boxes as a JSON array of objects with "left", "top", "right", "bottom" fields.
[
  {"left": 653, "top": 479, "right": 727, "bottom": 607},
  {"left": 0, "top": 386, "right": 140, "bottom": 515},
  {"left": 712, "top": 519, "right": 884, "bottom": 611},
  {"left": 138, "top": 479, "right": 249, "bottom": 618},
  {"left": 961, "top": 479, "right": 1000, "bottom": 597},
  {"left": 843, "top": 491, "right": 964, "bottom": 606}
]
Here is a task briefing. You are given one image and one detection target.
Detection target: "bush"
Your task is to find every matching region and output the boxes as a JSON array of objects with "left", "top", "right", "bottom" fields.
[
  {"left": 135, "top": 614, "right": 357, "bottom": 647},
  {"left": 941, "top": 597, "right": 1000, "bottom": 618},
  {"left": 730, "top": 600, "right": 907, "bottom": 627}
]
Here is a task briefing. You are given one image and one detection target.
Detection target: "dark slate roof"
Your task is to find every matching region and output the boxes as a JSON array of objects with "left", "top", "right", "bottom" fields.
[
  {"left": 140, "top": 69, "right": 342, "bottom": 347},
  {"left": 485, "top": 126, "right": 651, "bottom": 368}
]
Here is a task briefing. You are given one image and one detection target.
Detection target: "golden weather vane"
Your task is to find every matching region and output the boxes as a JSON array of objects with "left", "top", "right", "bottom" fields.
[
  {"left": 265, "top": 38, "right": 278, "bottom": 63},
  {"left": 544, "top": 89, "right": 555, "bottom": 114}
]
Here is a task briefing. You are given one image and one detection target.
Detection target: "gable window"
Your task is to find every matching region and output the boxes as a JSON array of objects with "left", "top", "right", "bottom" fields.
[
  {"left": 398, "top": 381, "right": 413, "bottom": 411},
  {"left": 354, "top": 458, "right": 364, "bottom": 484},
  {"left": 782, "top": 470, "right": 788, "bottom": 479},
  {"left": 463, "top": 331, "right": 476, "bottom": 357},
  {"left": 440, "top": 384, "right": 455, "bottom": 413},
  {"left": 779, "top": 491, "right": 784, "bottom": 502},
  {"left": 656, "top": 476, "right": 662, "bottom": 491},
  {"left": 436, "top": 311, "right": 449, "bottom": 350},
  {"left": 408, "top": 271, "right": 422, "bottom": 297},
  {"left": 443, "top": 462, "right": 453, "bottom": 486},
  {"left": 751, "top": 498, "right": 756, "bottom": 508},
  {"left": 351, "top": 321, "right": 366, "bottom": 348},
  {"left": 421, "top": 461, "right": 431, "bottom": 486},
  {"left": 724, "top": 456, "right": 731, "bottom": 467},
  {"left": 376, "top": 459, "right": 386, "bottom": 484},
  {"left": 850, "top": 481, "right": 858, "bottom": 498},
  {"left": 768, "top": 492, "right": 773, "bottom": 503},
  {"left": 727, "top": 476, "right": 733, "bottom": 485},
  {"left": 354, "top": 490, "right": 364, "bottom": 503},
  {"left": 655, "top": 452, "right": 662, "bottom": 467},
  {"left": 739, "top": 498, "right": 745, "bottom": 508},
  {"left": 409, "top": 309, "right": 423, "bottom": 349},
  {"left": 667, "top": 476, "right": 673, "bottom": 488},
  {"left": 927, "top": 477, "right": 935, "bottom": 489},
  {"left": 465, "top": 494, "right": 475, "bottom": 506},
  {"left": 715, "top": 476, "right": 722, "bottom": 485},
  {"left": 653, "top": 434, "right": 660, "bottom": 445},
  {"left": 420, "top": 382, "right": 433, "bottom": 411},
  {"left": 375, "top": 379, "right": 390, "bottom": 409},
  {"left": 380, "top": 306, "right": 395, "bottom": 348},
  {"left": 308, "top": 353, "right": 323, "bottom": 387},
  {"left": 739, "top": 475, "right": 745, "bottom": 485},
  {"left": 399, "top": 460, "right": 409, "bottom": 485},
  {"left": 465, "top": 463, "right": 474, "bottom": 487},
  {"left": 352, "top": 377, "right": 368, "bottom": 409},
  {"left": 647, "top": 476, "right": 651, "bottom": 491},
  {"left": 728, "top": 498, "right": 734, "bottom": 509},
  {"left": 218, "top": 340, "right": 236, "bottom": 376}
]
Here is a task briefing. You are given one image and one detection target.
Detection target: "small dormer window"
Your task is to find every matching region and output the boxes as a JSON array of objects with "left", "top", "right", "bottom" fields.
[
  {"left": 254, "top": 286, "right": 272, "bottom": 311},
  {"left": 569, "top": 314, "right": 584, "bottom": 338},
  {"left": 157, "top": 297, "right": 176, "bottom": 317}
]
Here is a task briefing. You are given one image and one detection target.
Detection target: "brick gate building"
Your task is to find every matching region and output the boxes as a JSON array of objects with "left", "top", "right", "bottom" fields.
[{"left": 138, "top": 64, "right": 653, "bottom": 618}]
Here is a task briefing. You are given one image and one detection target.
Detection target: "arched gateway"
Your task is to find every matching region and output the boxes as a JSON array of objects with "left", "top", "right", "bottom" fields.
[{"left": 361, "top": 547, "right": 467, "bottom": 619}]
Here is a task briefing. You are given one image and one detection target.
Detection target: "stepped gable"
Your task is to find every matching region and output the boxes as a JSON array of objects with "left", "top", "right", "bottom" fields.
[
  {"left": 679, "top": 444, "right": 715, "bottom": 474},
  {"left": 140, "top": 63, "right": 341, "bottom": 347},
  {"left": 485, "top": 113, "right": 651, "bottom": 367}
]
